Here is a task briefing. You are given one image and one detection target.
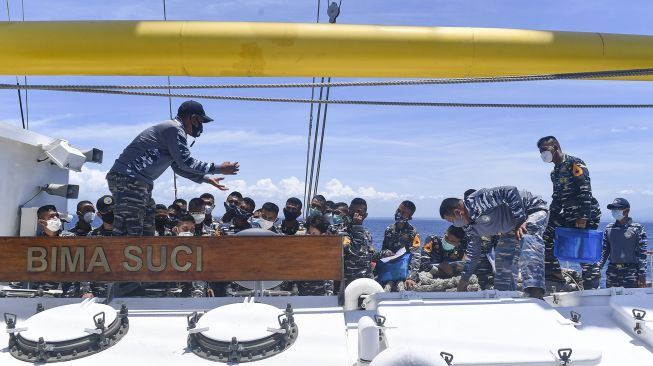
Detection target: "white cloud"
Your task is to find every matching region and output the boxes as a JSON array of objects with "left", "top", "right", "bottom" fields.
[
  {"left": 619, "top": 189, "right": 636, "bottom": 195},
  {"left": 66, "top": 167, "right": 416, "bottom": 212}
]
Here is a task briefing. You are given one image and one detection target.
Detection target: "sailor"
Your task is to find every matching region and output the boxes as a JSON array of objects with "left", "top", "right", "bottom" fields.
[
  {"left": 219, "top": 197, "right": 256, "bottom": 235},
  {"left": 252, "top": 202, "right": 280, "bottom": 232},
  {"left": 200, "top": 193, "right": 220, "bottom": 230},
  {"left": 341, "top": 198, "right": 374, "bottom": 290},
  {"left": 69, "top": 200, "right": 96, "bottom": 236},
  {"left": 440, "top": 186, "right": 548, "bottom": 298},
  {"left": 31, "top": 205, "right": 75, "bottom": 296},
  {"left": 88, "top": 195, "right": 116, "bottom": 237},
  {"left": 420, "top": 226, "right": 466, "bottom": 274},
  {"left": 219, "top": 191, "right": 243, "bottom": 224},
  {"left": 154, "top": 204, "right": 172, "bottom": 236},
  {"left": 599, "top": 198, "right": 648, "bottom": 288},
  {"left": 537, "top": 136, "right": 602, "bottom": 290},
  {"left": 106, "top": 100, "right": 239, "bottom": 236},
  {"left": 173, "top": 198, "right": 188, "bottom": 215},
  {"left": 188, "top": 197, "right": 215, "bottom": 236},
  {"left": 380, "top": 201, "right": 421, "bottom": 291},
  {"left": 308, "top": 194, "right": 327, "bottom": 217},
  {"left": 285, "top": 214, "right": 335, "bottom": 295},
  {"left": 279, "top": 197, "right": 303, "bottom": 235},
  {"left": 328, "top": 202, "right": 350, "bottom": 234}
]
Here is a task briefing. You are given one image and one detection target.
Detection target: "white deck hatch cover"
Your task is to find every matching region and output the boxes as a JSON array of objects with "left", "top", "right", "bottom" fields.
[
  {"left": 19, "top": 299, "right": 118, "bottom": 342},
  {"left": 196, "top": 302, "right": 284, "bottom": 342},
  {"left": 610, "top": 290, "right": 653, "bottom": 348},
  {"left": 376, "top": 298, "right": 602, "bottom": 365}
]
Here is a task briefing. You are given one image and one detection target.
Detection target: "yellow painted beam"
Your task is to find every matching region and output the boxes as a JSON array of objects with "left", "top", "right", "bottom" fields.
[{"left": 0, "top": 21, "right": 652, "bottom": 79}]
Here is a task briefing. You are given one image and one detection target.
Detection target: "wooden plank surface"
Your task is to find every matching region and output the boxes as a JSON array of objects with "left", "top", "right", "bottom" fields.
[{"left": 0, "top": 236, "right": 343, "bottom": 282}]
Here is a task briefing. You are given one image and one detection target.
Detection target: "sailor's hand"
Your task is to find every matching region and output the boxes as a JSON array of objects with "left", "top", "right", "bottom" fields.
[
  {"left": 515, "top": 222, "right": 528, "bottom": 241},
  {"left": 638, "top": 277, "right": 648, "bottom": 288},
  {"left": 218, "top": 161, "right": 240, "bottom": 175},
  {"left": 457, "top": 279, "right": 469, "bottom": 292},
  {"left": 207, "top": 288, "right": 215, "bottom": 297},
  {"left": 352, "top": 213, "right": 364, "bottom": 225},
  {"left": 439, "top": 261, "right": 454, "bottom": 276},
  {"left": 82, "top": 292, "right": 94, "bottom": 299},
  {"left": 404, "top": 279, "right": 417, "bottom": 290},
  {"left": 575, "top": 218, "right": 588, "bottom": 229},
  {"left": 206, "top": 176, "right": 229, "bottom": 191}
]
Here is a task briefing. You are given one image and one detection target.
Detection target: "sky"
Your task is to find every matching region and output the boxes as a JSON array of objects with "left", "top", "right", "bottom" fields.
[{"left": 1, "top": 0, "right": 653, "bottom": 219}]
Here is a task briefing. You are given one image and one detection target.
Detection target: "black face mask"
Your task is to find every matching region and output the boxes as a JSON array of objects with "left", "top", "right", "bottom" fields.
[
  {"left": 165, "top": 217, "right": 178, "bottom": 230},
  {"left": 101, "top": 211, "right": 115, "bottom": 225},
  {"left": 155, "top": 216, "right": 168, "bottom": 228},
  {"left": 190, "top": 119, "right": 203, "bottom": 138},
  {"left": 227, "top": 203, "right": 252, "bottom": 220},
  {"left": 283, "top": 208, "right": 301, "bottom": 221}
]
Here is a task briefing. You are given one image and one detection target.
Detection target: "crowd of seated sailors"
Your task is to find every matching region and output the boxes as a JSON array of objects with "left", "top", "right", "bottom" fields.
[{"left": 23, "top": 186, "right": 647, "bottom": 298}]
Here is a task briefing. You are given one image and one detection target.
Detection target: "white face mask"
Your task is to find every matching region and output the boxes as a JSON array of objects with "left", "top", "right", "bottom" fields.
[
  {"left": 177, "top": 231, "right": 193, "bottom": 237},
  {"left": 540, "top": 150, "right": 553, "bottom": 163},
  {"left": 83, "top": 212, "right": 96, "bottom": 224},
  {"left": 612, "top": 210, "right": 625, "bottom": 221},
  {"left": 46, "top": 218, "right": 62, "bottom": 232},
  {"left": 254, "top": 218, "right": 275, "bottom": 230},
  {"left": 205, "top": 205, "right": 214, "bottom": 214},
  {"left": 191, "top": 213, "right": 206, "bottom": 225}
]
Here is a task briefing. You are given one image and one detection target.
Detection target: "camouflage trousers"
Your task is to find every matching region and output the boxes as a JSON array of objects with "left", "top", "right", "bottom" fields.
[
  {"left": 494, "top": 210, "right": 547, "bottom": 291},
  {"left": 543, "top": 209, "right": 601, "bottom": 289},
  {"left": 107, "top": 172, "right": 155, "bottom": 236},
  {"left": 606, "top": 263, "right": 640, "bottom": 288}
]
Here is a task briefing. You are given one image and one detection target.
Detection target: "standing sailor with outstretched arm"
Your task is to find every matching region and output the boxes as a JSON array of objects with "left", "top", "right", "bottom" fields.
[{"left": 106, "top": 100, "right": 239, "bottom": 236}]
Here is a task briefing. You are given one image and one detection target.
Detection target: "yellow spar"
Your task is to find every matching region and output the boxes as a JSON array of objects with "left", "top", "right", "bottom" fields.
[{"left": 0, "top": 21, "right": 653, "bottom": 79}]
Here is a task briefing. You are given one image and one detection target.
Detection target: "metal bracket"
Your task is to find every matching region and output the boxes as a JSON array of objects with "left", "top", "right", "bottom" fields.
[
  {"left": 327, "top": 2, "right": 340, "bottom": 23},
  {"left": 557, "top": 348, "right": 572, "bottom": 365},
  {"left": 633, "top": 308, "right": 646, "bottom": 320},
  {"left": 374, "top": 315, "right": 386, "bottom": 327},
  {"left": 4, "top": 312, "right": 17, "bottom": 329},
  {"left": 187, "top": 311, "right": 200, "bottom": 331},
  {"left": 440, "top": 351, "right": 454, "bottom": 366},
  {"left": 36, "top": 303, "right": 44, "bottom": 313},
  {"left": 228, "top": 337, "right": 244, "bottom": 363},
  {"left": 570, "top": 311, "right": 582, "bottom": 324}
]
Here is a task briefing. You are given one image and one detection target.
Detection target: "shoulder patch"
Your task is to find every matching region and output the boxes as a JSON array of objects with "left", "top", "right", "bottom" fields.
[
  {"left": 572, "top": 162, "right": 585, "bottom": 177},
  {"left": 412, "top": 233, "right": 421, "bottom": 247},
  {"left": 423, "top": 241, "right": 432, "bottom": 253},
  {"left": 342, "top": 236, "right": 351, "bottom": 247}
]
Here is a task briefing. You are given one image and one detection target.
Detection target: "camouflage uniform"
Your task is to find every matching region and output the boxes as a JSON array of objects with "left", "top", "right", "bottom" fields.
[
  {"left": 599, "top": 218, "right": 648, "bottom": 288},
  {"left": 419, "top": 235, "right": 466, "bottom": 272},
  {"left": 420, "top": 235, "right": 495, "bottom": 289},
  {"left": 462, "top": 187, "right": 548, "bottom": 292},
  {"left": 342, "top": 224, "right": 374, "bottom": 289},
  {"left": 69, "top": 224, "right": 93, "bottom": 237},
  {"left": 278, "top": 219, "right": 303, "bottom": 235},
  {"left": 107, "top": 172, "right": 156, "bottom": 236},
  {"left": 543, "top": 154, "right": 602, "bottom": 289},
  {"left": 380, "top": 223, "right": 421, "bottom": 283}
]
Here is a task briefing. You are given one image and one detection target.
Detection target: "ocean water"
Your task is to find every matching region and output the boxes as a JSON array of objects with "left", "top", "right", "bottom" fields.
[{"left": 364, "top": 218, "right": 653, "bottom": 283}]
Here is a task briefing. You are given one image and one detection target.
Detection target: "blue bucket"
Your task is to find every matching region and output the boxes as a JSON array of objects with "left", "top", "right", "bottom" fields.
[
  {"left": 375, "top": 252, "right": 412, "bottom": 283},
  {"left": 553, "top": 227, "right": 603, "bottom": 263}
]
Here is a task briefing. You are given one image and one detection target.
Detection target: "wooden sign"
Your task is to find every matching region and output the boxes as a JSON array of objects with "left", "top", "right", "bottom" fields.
[{"left": 0, "top": 236, "right": 343, "bottom": 282}]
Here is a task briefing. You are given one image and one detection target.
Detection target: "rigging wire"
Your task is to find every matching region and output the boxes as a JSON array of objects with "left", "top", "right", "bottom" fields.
[
  {"left": 162, "top": 0, "right": 178, "bottom": 200},
  {"left": 313, "top": 76, "right": 331, "bottom": 197},
  {"left": 306, "top": 77, "right": 326, "bottom": 215},
  {"left": 20, "top": 0, "right": 28, "bottom": 129},
  {"left": 4, "top": 68, "right": 653, "bottom": 90},
  {"left": 7, "top": 85, "right": 653, "bottom": 108},
  {"left": 5, "top": 0, "right": 26, "bottom": 130},
  {"left": 303, "top": 0, "right": 321, "bottom": 217}
]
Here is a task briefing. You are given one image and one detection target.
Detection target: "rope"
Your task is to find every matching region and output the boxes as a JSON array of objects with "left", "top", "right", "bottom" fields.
[
  {"left": 5, "top": 0, "right": 27, "bottom": 130},
  {"left": 3, "top": 68, "right": 653, "bottom": 91},
  {"left": 10, "top": 86, "right": 653, "bottom": 108},
  {"left": 303, "top": 0, "right": 322, "bottom": 217},
  {"left": 313, "top": 77, "right": 331, "bottom": 196},
  {"left": 162, "top": 0, "right": 178, "bottom": 200}
]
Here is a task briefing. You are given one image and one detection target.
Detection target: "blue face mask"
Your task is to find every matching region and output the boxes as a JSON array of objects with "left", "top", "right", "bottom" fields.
[
  {"left": 331, "top": 214, "right": 344, "bottom": 225},
  {"left": 308, "top": 208, "right": 321, "bottom": 217},
  {"left": 452, "top": 211, "right": 466, "bottom": 228},
  {"left": 441, "top": 239, "right": 456, "bottom": 251}
]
